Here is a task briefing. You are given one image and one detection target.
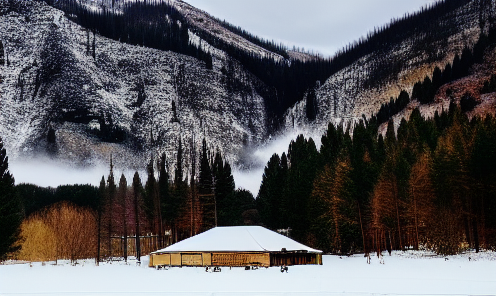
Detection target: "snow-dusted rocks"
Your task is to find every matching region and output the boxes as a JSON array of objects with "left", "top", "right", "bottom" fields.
[{"left": 0, "top": 1, "right": 268, "bottom": 173}]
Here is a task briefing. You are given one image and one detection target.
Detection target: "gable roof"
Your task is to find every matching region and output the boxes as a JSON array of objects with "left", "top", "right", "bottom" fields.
[{"left": 152, "top": 226, "right": 322, "bottom": 254}]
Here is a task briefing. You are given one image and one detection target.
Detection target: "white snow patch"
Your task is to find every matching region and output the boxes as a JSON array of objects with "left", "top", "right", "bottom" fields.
[{"left": 1, "top": 251, "right": 495, "bottom": 295}]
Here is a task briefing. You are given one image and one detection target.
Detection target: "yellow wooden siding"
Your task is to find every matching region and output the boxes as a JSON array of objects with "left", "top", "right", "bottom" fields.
[
  {"left": 202, "top": 252, "right": 212, "bottom": 266},
  {"left": 171, "top": 253, "right": 181, "bottom": 266},
  {"left": 181, "top": 254, "right": 202, "bottom": 266},
  {"left": 316, "top": 253, "right": 323, "bottom": 265},
  {"left": 150, "top": 253, "right": 170, "bottom": 266},
  {"left": 150, "top": 252, "right": 321, "bottom": 267},
  {"left": 211, "top": 252, "right": 270, "bottom": 267}
]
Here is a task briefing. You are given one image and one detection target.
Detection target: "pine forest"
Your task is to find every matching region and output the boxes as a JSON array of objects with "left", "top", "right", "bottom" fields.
[{"left": 1, "top": 0, "right": 496, "bottom": 265}]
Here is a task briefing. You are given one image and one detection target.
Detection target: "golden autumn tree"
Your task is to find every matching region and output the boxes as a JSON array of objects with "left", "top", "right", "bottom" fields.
[
  {"left": 406, "top": 149, "right": 435, "bottom": 250},
  {"left": 371, "top": 149, "right": 410, "bottom": 252},
  {"left": 44, "top": 202, "right": 97, "bottom": 263}
]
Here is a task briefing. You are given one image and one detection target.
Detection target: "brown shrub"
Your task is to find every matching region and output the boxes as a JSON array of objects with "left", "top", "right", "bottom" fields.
[{"left": 17, "top": 202, "right": 97, "bottom": 263}]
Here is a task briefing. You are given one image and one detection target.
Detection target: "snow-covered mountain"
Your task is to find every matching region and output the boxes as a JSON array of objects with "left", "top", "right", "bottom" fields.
[
  {"left": 1, "top": 0, "right": 494, "bottom": 179},
  {"left": 0, "top": 0, "right": 269, "bottom": 173},
  {"left": 283, "top": 0, "right": 496, "bottom": 137}
]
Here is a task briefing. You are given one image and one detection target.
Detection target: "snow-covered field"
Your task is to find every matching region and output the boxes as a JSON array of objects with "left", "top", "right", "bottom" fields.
[{"left": 1, "top": 251, "right": 495, "bottom": 296}]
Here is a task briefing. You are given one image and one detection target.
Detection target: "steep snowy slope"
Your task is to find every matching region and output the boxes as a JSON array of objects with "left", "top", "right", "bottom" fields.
[
  {"left": 0, "top": 1, "right": 268, "bottom": 172},
  {"left": 283, "top": 0, "right": 496, "bottom": 137},
  {"left": 2, "top": 0, "right": 495, "bottom": 182}
]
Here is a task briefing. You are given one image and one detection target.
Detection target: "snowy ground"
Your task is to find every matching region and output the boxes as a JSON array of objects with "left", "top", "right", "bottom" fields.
[{"left": 1, "top": 251, "right": 495, "bottom": 296}]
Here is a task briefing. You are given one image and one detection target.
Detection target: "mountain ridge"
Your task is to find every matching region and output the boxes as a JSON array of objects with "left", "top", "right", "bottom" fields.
[{"left": 1, "top": 0, "right": 495, "bottom": 179}]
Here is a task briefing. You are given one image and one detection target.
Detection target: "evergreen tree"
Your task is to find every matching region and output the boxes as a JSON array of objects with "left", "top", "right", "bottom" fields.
[
  {"left": 0, "top": 137, "right": 22, "bottom": 260},
  {"left": 118, "top": 174, "right": 128, "bottom": 262},
  {"left": 198, "top": 139, "right": 213, "bottom": 195},
  {"left": 132, "top": 172, "right": 143, "bottom": 262},
  {"left": 172, "top": 139, "right": 187, "bottom": 240},
  {"left": 232, "top": 189, "right": 256, "bottom": 226},
  {"left": 209, "top": 151, "right": 224, "bottom": 228},
  {"left": 311, "top": 152, "right": 354, "bottom": 253},
  {"left": 306, "top": 85, "right": 317, "bottom": 121},
  {"left": 286, "top": 135, "right": 319, "bottom": 242},
  {"left": 385, "top": 119, "right": 397, "bottom": 152},
  {"left": 215, "top": 160, "right": 236, "bottom": 226},
  {"left": 471, "top": 116, "right": 496, "bottom": 248},
  {"left": 96, "top": 176, "right": 105, "bottom": 265},
  {"left": 105, "top": 157, "right": 116, "bottom": 258},
  {"left": 350, "top": 120, "right": 380, "bottom": 252},
  {"left": 144, "top": 156, "right": 157, "bottom": 233},
  {"left": 257, "top": 154, "right": 282, "bottom": 229},
  {"left": 320, "top": 122, "right": 343, "bottom": 166},
  {"left": 432, "top": 112, "right": 473, "bottom": 254},
  {"left": 0, "top": 40, "right": 4, "bottom": 66},
  {"left": 278, "top": 152, "right": 289, "bottom": 228},
  {"left": 158, "top": 153, "right": 170, "bottom": 246},
  {"left": 197, "top": 139, "right": 213, "bottom": 229}
]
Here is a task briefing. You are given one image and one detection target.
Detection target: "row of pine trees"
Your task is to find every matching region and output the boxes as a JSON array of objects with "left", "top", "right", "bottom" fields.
[
  {"left": 78, "top": 138, "right": 256, "bottom": 262},
  {"left": 3, "top": 102, "right": 496, "bottom": 261},
  {"left": 257, "top": 104, "right": 496, "bottom": 255},
  {"left": 1, "top": 135, "right": 256, "bottom": 261}
]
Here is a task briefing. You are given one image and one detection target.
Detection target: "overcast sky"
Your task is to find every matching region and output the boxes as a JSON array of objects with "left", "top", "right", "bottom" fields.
[{"left": 183, "top": 0, "right": 439, "bottom": 57}]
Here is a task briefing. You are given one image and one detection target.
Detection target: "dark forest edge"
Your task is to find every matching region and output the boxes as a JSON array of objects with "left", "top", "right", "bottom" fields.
[
  {"left": 258, "top": 104, "right": 496, "bottom": 256},
  {"left": 2, "top": 137, "right": 257, "bottom": 262}
]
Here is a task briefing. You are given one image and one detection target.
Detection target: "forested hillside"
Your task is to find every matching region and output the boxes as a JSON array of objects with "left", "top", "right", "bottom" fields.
[
  {"left": 258, "top": 104, "right": 496, "bottom": 255},
  {"left": 41, "top": 0, "right": 491, "bottom": 129}
]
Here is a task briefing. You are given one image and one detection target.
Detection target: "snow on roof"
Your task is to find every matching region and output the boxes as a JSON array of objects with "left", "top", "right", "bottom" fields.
[{"left": 153, "top": 226, "right": 322, "bottom": 254}]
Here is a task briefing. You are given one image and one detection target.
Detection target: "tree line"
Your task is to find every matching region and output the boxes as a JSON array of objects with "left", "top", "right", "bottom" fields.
[
  {"left": 0, "top": 136, "right": 257, "bottom": 262},
  {"left": 257, "top": 103, "right": 496, "bottom": 255}
]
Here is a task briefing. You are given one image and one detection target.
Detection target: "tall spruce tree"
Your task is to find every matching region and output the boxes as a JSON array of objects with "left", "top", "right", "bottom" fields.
[
  {"left": 286, "top": 135, "right": 319, "bottom": 242},
  {"left": 0, "top": 137, "right": 22, "bottom": 260},
  {"left": 215, "top": 159, "right": 236, "bottom": 226},
  {"left": 144, "top": 156, "right": 157, "bottom": 234},
  {"left": 132, "top": 172, "right": 143, "bottom": 262},
  {"left": 257, "top": 153, "right": 282, "bottom": 229},
  {"left": 158, "top": 153, "right": 170, "bottom": 246},
  {"left": 198, "top": 139, "right": 214, "bottom": 230},
  {"left": 198, "top": 139, "right": 213, "bottom": 195},
  {"left": 96, "top": 176, "right": 105, "bottom": 265},
  {"left": 172, "top": 139, "right": 186, "bottom": 240},
  {"left": 106, "top": 157, "right": 116, "bottom": 258},
  {"left": 118, "top": 174, "right": 128, "bottom": 262}
]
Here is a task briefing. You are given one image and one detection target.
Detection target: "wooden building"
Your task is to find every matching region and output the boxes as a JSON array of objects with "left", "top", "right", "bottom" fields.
[{"left": 149, "top": 226, "right": 322, "bottom": 268}]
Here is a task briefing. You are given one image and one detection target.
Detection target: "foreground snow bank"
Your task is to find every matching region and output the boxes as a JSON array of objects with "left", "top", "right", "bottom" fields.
[{"left": 1, "top": 251, "right": 495, "bottom": 296}]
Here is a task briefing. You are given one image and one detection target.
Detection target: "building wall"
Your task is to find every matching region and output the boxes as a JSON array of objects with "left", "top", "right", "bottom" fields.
[{"left": 149, "top": 252, "right": 321, "bottom": 268}]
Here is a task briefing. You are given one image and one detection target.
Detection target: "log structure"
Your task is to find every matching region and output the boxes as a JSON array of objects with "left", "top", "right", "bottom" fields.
[{"left": 149, "top": 226, "right": 323, "bottom": 268}]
